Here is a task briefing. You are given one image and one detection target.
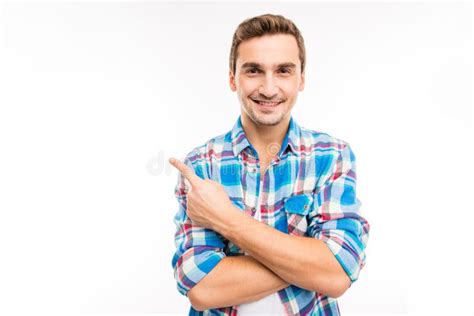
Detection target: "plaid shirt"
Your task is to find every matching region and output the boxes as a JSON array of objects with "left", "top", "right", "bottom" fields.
[{"left": 171, "top": 115, "right": 370, "bottom": 315}]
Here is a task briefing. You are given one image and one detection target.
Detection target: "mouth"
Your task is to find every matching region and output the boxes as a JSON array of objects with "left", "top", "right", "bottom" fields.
[{"left": 250, "top": 98, "right": 283, "bottom": 108}]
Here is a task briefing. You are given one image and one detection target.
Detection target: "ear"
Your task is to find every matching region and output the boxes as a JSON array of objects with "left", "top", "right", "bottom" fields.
[
  {"left": 229, "top": 70, "right": 237, "bottom": 92},
  {"left": 298, "top": 70, "right": 305, "bottom": 91}
]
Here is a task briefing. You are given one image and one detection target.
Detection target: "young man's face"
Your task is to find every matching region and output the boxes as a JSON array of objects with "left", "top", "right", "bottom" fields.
[{"left": 229, "top": 33, "right": 305, "bottom": 126}]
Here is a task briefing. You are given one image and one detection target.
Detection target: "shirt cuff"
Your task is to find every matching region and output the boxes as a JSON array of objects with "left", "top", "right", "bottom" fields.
[{"left": 173, "top": 245, "right": 226, "bottom": 296}]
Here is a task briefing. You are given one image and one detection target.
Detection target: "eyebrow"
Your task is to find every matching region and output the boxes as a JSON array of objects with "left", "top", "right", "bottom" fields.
[{"left": 241, "top": 62, "right": 297, "bottom": 70}]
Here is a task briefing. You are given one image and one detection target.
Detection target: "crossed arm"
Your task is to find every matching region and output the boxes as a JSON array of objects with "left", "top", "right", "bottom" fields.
[
  {"left": 187, "top": 211, "right": 350, "bottom": 311},
  {"left": 188, "top": 255, "right": 290, "bottom": 311}
]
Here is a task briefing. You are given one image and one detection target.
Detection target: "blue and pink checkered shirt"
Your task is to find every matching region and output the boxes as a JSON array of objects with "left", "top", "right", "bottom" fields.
[{"left": 172, "top": 115, "right": 370, "bottom": 315}]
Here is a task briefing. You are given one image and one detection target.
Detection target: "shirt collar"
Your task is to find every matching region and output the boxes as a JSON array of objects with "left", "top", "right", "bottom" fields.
[{"left": 230, "top": 115, "right": 301, "bottom": 158}]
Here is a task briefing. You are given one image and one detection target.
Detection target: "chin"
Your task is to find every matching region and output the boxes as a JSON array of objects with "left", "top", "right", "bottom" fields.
[{"left": 253, "top": 113, "right": 284, "bottom": 126}]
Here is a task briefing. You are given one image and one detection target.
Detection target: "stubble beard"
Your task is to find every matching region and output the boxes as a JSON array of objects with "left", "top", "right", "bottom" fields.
[{"left": 243, "top": 100, "right": 286, "bottom": 127}]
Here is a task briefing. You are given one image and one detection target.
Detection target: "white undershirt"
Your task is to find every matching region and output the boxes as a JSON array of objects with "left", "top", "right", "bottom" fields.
[
  {"left": 238, "top": 179, "right": 286, "bottom": 315},
  {"left": 238, "top": 292, "right": 285, "bottom": 315}
]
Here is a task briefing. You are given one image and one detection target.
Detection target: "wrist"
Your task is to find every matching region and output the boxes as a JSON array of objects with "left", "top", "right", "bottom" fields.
[{"left": 215, "top": 205, "right": 247, "bottom": 240}]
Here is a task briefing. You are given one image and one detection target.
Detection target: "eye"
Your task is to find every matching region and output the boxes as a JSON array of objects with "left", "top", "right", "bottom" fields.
[
  {"left": 246, "top": 68, "right": 260, "bottom": 74},
  {"left": 279, "top": 67, "right": 291, "bottom": 74}
]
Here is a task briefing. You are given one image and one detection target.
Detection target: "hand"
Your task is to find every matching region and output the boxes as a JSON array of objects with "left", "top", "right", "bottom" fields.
[{"left": 169, "top": 157, "right": 238, "bottom": 232}]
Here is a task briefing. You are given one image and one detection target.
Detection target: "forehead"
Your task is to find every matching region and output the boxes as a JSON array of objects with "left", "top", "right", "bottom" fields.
[{"left": 236, "top": 34, "right": 300, "bottom": 68}]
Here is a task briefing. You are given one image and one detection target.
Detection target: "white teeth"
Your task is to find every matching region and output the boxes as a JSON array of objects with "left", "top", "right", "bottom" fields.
[{"left": 254, "top": 100, "right": 280, "bottom": 106}]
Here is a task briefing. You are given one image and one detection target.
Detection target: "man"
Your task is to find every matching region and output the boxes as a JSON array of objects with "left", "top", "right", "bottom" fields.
[{"left": 169, "top": 13, "right": 370, "bottom": 315}]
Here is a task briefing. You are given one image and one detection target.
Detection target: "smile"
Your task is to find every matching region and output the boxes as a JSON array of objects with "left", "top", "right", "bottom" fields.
[{"left": 250, "top": 98, "right": 283, "bottom": 107}]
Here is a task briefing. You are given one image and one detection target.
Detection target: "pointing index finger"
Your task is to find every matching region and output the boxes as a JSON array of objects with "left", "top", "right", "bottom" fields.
[{"left": 168, "top": 157, "right": 201, "bottom": 187}]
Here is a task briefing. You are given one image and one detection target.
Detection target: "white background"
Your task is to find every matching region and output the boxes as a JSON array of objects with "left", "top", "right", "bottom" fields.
[{"left": 0, "top": 2, "right": 473, "bottom": 315}]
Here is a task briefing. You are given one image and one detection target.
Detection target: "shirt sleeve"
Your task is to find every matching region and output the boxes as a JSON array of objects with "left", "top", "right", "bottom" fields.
[
  {"left": 171, "top": 153, "right": 227, "bottom": 297},
  {"left": 307, "top": 142, "right": 370, "bottom": 284}
]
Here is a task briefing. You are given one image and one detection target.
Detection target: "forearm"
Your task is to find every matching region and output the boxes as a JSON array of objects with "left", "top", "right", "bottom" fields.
[
  {"left": 189, "top": 254, "right": 290, "bottom": 310},
  {"left": 214, "top": 209, "right": 349, "bottom": 297}
]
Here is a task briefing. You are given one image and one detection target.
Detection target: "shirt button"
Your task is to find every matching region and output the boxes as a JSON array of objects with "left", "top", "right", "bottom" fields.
[{"left": 250, "top": 168, "right": 257, "bottom": 173}]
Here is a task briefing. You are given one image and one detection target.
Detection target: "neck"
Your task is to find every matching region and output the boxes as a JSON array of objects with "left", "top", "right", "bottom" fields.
[{"left": 240, "top": 113, "right": 291, "bottom": 157}]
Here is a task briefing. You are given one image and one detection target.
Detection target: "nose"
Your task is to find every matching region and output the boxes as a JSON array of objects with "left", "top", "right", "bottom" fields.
[{"left": 258, "top": 73, "right": 279, "bottom": 99}]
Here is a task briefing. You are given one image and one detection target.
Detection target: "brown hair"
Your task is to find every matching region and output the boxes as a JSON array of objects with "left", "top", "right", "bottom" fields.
[{"left": 229, "top": 13, "right": 306, "bottom": 75}]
